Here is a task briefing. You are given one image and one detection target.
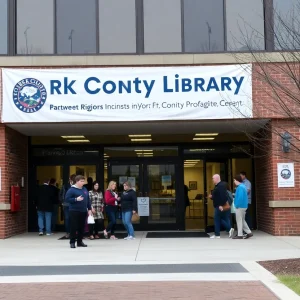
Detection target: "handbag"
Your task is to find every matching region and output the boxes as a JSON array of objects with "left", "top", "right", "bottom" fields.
[
  {"left": 131, "top": 213, "right": 140, "bottom": 223},
  {"left": 222, "top": 201, "right": 231, "bottom": 211},
  {"left": 87, "top": 215, "right": 95, "bottom": 224}
]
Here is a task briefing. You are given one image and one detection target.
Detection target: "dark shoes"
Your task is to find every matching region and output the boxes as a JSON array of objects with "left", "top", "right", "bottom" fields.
[
  {"left": 70, "top": 242, "right": 88, "bottom": 248},
  {"left": 243, "top": 233, "right": 253, "bottom": 239},
  {"left": 233, "top": 236, "right": 243, "bottom": 239},
  {"left": 77, "top": 242, "right": 88, "bottom": 247}
]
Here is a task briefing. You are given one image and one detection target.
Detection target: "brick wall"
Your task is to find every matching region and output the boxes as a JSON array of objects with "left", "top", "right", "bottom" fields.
[
  {"left": 0, "top": 125, "right": 28, "bottom": 239},
  {"left": 255, "top": 119, "right": 300, "bottom": 235}
]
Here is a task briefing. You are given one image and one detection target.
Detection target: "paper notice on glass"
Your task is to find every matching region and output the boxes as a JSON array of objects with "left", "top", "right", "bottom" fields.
[
  {"left": 138, "top": 197, "right": 149, "bottom": 216},
  {"left": 162, "top": 175, "right": 172, "bottom": 187},
  {"left": 119, "top": 176, "right": 128, "bottom": 185},
  {"left": 128, "top": 177, "right": 136, "bottom": 188}
]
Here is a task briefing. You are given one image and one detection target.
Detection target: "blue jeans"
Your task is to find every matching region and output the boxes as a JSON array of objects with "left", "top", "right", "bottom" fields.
[
  {"left": 122, "top": 210, "right": 134, "bottom": 237},
  {"left": 105, "top": 206, "right": 117, "bottom": 234},
  {"left": 64, "top": 206, "right": 70, "bottom": 234},
  {"left": 221, "top": 210, "right": 232, "bottom": 231},
  {"left": 37, "top": 211, "right": 52, "bottom": 234},
  {"left": 214, "top": 207, "right": 231, "bottom": 236}
]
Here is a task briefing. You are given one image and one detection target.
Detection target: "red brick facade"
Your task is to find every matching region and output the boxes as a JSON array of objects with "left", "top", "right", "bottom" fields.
[
  {"left": 0, "top": 62, "right": 299, "bottom": 237},
  {"left": 0, "top": 125, "right": 28, "bottom": 238}
]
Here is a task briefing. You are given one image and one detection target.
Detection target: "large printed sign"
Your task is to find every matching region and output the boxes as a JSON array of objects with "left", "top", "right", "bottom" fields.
[
  {"left": 1, "top": 65, "right": 252, "bottom": 123},
  {"left": 277, "top": 163, "right": 295, "bottom": 188}
]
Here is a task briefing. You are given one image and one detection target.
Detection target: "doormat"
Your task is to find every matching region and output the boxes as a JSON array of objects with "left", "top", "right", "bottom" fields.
[
  {"left": 58, "top": 232, "right": 128, "bottom": 240},
  {"left": 146, "top": 232, "right": 209, "bottom": 238}
]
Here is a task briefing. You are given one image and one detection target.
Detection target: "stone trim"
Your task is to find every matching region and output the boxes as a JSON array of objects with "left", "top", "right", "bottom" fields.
[
  {"left": 0, "top": 203, "right": 11, "bottom": 210},
  {"left": 0, "top": 52, "right": 299, "bottom": 67},
  {"left": 269, "top": 200, "right": 300, "bottom": 208}
]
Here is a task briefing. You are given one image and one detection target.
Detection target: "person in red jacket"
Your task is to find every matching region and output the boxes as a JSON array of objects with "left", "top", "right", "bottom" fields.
[{"left": 104, "top": 181, "right": 119, "bottom": 240}]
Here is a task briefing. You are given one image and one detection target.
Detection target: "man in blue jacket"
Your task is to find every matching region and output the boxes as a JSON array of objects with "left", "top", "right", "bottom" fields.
[{"left": 65, "top": 175, "right": 92, "bottom": 249}]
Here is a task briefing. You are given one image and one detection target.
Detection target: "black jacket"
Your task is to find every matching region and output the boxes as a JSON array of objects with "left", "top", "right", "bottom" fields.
[
  {"left": 35, "top": 184, "right": 57, "bottom": 212},
  {"left": 121, "top": 189, "right": 137, "bottom": 212},
  {"left": 211, "top": 181, "right": 228, "bottom": 208}
]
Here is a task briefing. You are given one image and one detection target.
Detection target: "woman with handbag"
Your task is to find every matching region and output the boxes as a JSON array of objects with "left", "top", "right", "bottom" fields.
[
  {"left": 120, "top": 181, "right": 137, "bottom": 240},
  {"left": 232, "top": 175, "right": 253, "bottom": 239},
  {"left": 88, "top": 181, "right": 105, "bottom": 240},
  {"left": 104, "top": 181, "right": 119, "bottom": 240}
]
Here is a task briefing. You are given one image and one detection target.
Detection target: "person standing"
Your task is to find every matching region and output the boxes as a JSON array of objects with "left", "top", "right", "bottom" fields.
[
  {"left": 121, "top": 181, "right": 137, "bottom": 240},
  {"left": 65, "top": 175, "right": 92, "bottom": 249},
  {"left": 60, "top": 174, "right": 76, "bottom": 239},
  {"left": 233, "top": 175, "right": 253, "bottom": 239},
  {"left": 209, "top": 174, "right": 234, "bottom": 239},
  {"left": 49, "top": 178, "right": 59, "bottom": 232},
  {"left": 35, "top": 179, "right": 56, "bottom": 236},
  {"left": 104, "top": 181, "right": 119, "bottom": 240},
  {"left": 240, "top": 171, "right": 252, "bottom": 229},
  {"left": 88, "top": 181, "right": 105, "bottom": 239}
]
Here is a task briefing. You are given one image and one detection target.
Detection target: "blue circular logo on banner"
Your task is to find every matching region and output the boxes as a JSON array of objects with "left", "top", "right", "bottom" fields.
[{"left": 13, "top": 78, "right": 47, "bottom": 113}]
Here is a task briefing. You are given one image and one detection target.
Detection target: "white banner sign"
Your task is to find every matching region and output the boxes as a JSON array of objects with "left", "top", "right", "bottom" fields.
[
  {"left": 277, "top": 163, "right": 295, "bottom": 188},
  {"left": 1, "top": 65, "right": 252, "bottom": 123},
  {"left": 137, "top": 197, "right": 150, "bottom": 217}
]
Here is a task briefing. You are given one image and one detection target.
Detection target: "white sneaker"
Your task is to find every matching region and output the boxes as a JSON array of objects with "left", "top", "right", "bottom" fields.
[
  {"left": 39, "top": 232, "right": 43, "bottom": 236},
  {"left": 229, "top": 228, "right": 234, "bottom": 238},
  {"left": 124, "top": 236, "right": 129, "bottom": 240},
  {"left": 46, "top": 233, "right": 53, "bottom": 236},
  {"left": 210, "top": 235, "right": 220, "bottom": 239},
  {"left": 127, "top": 236, "right": 135, "bottom": 240}
]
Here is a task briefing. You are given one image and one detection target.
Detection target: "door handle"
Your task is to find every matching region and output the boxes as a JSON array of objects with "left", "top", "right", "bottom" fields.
[
  {"left": 144, "top": 192, "right": 148, "bottom": 197},
  {"left": 139, "top": 192, "right": 142, "bottom": 197}
]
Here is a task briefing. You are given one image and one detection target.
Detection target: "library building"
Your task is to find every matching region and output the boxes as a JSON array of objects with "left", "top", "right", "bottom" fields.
[{"left": 0, "top": 0, "right": 299, "bottom": 238}]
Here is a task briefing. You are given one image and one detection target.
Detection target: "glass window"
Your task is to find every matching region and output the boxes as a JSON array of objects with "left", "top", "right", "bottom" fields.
[
  {"left": 0, "top": 0, "right": 7, "bottom": 54},
  {"left": 143, "top": 0, "right": 182, "bottom": 53},
  {"left": 184, "top": 160, "right": 205, "bottom": 230},
  {"left": 183, "top": 0, "right": 224, "bottom": 52},
  {"left": 99, "top": 0, "right": 136, "bottom": 53},
  {"left": 147, "top": 164, "right": 176, "bottom": 224},
  {"left": 226, "top": 0, "right": 265, "bottom": 51},
  {"left": 17, "top": 0, "right": 54, "bottom": 54},
  {"left": 56, "top": 0, "right": 97, "bottom": 54},
  {"left": 274, "top": 0, "right": 300, "bottom": 50}
]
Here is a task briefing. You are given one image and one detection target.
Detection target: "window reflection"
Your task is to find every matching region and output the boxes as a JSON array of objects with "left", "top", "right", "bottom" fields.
[
  {"left": 226, "top": 0, "right": 265, "bottom": 51},
  {"left": 56, "top": 0, "right": 97, "bottom": 54},
  {"left": 183, "top": 0, "right": 224, "bottom": 53},
  {"left": 0, "top": 0, "right": 8, "bottom": 54},
  {"left": 17, "top": 0, "right": 54, "bottom": 54}
]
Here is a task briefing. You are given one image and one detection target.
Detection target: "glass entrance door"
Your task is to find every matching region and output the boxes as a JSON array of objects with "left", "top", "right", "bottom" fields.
[
  {"left": 205, "top": 160, "right": 228, "bottom": 233},
  {"left": 108, "top": 159, "right": 178, "bottom": 230}
]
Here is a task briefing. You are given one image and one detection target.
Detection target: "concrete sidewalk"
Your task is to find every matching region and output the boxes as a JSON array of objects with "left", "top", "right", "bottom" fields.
[
  {"left": 0, "top": 231, "right": 299, "bottom": 300},
  {"left": 0, "top": 231, "right": 299, "bottom": 266}
]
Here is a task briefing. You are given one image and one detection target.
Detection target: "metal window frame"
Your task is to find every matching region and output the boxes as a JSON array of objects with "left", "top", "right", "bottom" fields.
[
  {"left": 8, "top": 0, "right": 16, "bottom": 55},
  {"left": 136, "top": 0, "right": 144, "bottom": 54}
]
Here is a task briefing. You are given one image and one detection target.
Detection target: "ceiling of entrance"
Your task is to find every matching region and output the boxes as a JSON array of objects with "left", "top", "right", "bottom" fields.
[{"left": 7, "top": 119, "right": 268, "bottom": 145}]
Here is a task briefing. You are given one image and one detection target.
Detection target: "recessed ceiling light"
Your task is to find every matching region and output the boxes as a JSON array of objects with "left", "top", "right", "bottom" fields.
[
  {"left": 129, "top": 134, "right": 151, "bottom": 137},
  {"left": 134, "top": 150, "right": 153, "bottom": 152},
  {"left": 189, "top": 149, "right": 215, "bottom": 151},
  {"left": 67, "top": 139, "right": 90, "bottom": 143},
  {"left": 195, "top": 133, "right": 219, "bottom": 136},
  {"left": 193, "top": 137, "right": 215, "bottom": 141},
  {"left": 131, "top": 139, "right": 152, "bottom": 142},
  {"left": 61, "top": 136, "right": 85, "bottom": 139}
]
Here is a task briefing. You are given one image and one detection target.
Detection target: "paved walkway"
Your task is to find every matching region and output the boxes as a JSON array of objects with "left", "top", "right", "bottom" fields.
[
  {"left": 0, "top": 231, "right": 299, "bottom": 300},
  {"left": 0, "top": 231, "right": 299, "bottom": 266},
  {"left": 0, "top": 282, "right": 278, "bottom": 300}
]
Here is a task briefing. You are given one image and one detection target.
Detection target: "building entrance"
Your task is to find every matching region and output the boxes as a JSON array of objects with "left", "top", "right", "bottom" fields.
[{"left": 108, "top": 158, "right": 178, "bottom": 230}]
